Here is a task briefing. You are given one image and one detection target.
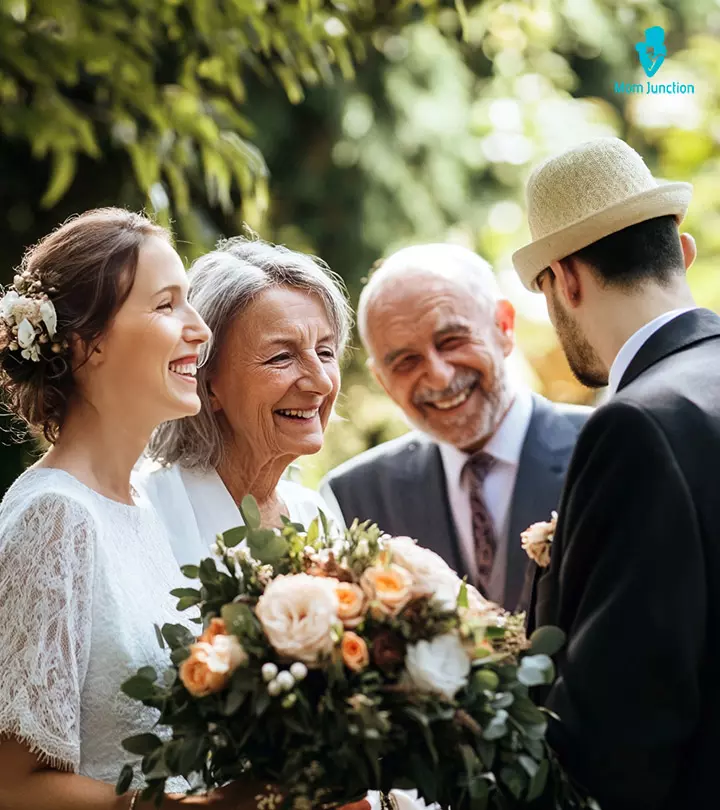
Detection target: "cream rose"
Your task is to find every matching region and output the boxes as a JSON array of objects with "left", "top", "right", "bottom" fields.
[
  {"left": 335, "top": 582, "right": 367, "bottom": 628},
  {"left": 404, "top": 633, "right": 471, "bottom": 701},
  {"left": 255, "top": 574, "right": 340, "bottom": 667},
  {"left": 360, "top": 563, "right": 413, "bottom": 618},
  {"left": 386, "top": 536, "right": 464, "bottom": 611}
]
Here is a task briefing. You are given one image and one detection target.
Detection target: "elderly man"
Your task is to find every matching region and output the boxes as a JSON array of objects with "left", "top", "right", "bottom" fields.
[{"left": 319, "top": 244, "right": 590, "bottom": 611}]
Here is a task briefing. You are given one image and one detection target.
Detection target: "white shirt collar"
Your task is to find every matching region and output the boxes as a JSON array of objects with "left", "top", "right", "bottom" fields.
[
  {"left": 608, "top": 308, "right": 696, "bottom": 395},
  {"left": 437, "top": 387, "right": 534, "bottom": 489}
]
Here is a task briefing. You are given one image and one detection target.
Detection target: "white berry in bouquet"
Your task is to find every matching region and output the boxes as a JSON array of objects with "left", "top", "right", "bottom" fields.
[
  {"left": 261, "top": 662, "right": 278, "bottom": 682},
  {"left": 255, "top": 573, "right": 340, "bottom": 666}
]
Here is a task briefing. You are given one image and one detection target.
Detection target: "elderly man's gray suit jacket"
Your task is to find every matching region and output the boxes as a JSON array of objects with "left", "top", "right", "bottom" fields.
[{"left": 319, "top": 394, "right": 590, "bottom": 611}]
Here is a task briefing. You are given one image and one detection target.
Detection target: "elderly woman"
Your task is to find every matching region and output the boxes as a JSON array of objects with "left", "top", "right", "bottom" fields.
[{"left": 135, "top": 237, "right": 351, "bottom": 565}]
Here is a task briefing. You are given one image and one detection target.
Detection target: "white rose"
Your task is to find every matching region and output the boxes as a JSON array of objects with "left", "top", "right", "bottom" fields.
[
  {"left": 39, "top": 299, "right": 57, "bottom": 338},
  {"left": 16, "top": 318, "right": 36, "bottom": 349},
  {"left": 211, "top": 634, "right": 248, "bottom": 671},
  {"left": 387, "top": 536, "right": 463, "bottom": 610},
  {"left": 255, "top": 573, "right": 340, "bottom": 667},
  {"left": 405, "top": 633, "right": 471, "bottom": 701},
  {"left": 0, "top": 290, "right": 19, "bottom": 321},
  {"left": 366, "top": 790, "right": 441, "bottom": 810}
]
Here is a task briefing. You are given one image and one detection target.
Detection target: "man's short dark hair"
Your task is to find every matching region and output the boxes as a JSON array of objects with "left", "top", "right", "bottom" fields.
[{"left": 571, "top": 215, "right": 684, "bottom": 288}]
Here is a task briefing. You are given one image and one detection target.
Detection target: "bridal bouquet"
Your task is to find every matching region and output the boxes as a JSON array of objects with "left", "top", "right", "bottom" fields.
[{"left": 117, "top": 500, "right": 596, "bottom": 809}]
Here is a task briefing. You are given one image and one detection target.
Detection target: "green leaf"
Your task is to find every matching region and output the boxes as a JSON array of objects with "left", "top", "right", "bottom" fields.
[
  {"left": 115, "top": 763, "right": 134, "bottom": 795},
  {"left": 318, "top": 508, "right": 330, "bottom": 538},
  {"left": 181, "top": 565, "right": 199, "bottom": 579},
  {"left": 457, "top": 579, "right": 469, "bottom": 609},
  {"left": 199, "top": 558, "right": 218, "bottom": 585},
  {"left": 170, "top": 588, "right": 201, "bottom": 598},
  {"left": 483, "top": 709, "right": 509, "bottom": 741},
  {"left": 510, "top": 695, "right": 546, "bottom": 726},
  {"left": 137, "top": 666, "right": 157, "bottom": 682},
  {"left": 222, "top": 526, "right": 247, "bottom": 548},
  {"left": 518, "top": 655, "right": 555, "bottom": 687},
  {"left": 247, "top": 528, "right": 288, "bottom": 566},
  {"left": 500, "top": 764, "right": 528, "bottom": 799},
  {"left": 177, "top": 596, "right": 201, "bottom": 611},
  {"left": 473, "top": 669, "right": 499, "bottom": 692},
  {"left": 154, "top": 624, "right": 165, "bottom": 650},
  {"left": 177, "top": 736, "right": 207, "bottom": 774},
  {"left": 171, "top": 647, "right": 191, "bottom": 666},
  {"left": 468, "top": 775, "right": 489, "bottom": 810},
  {"left": 41, "top": 150, "right": 77, "bottom": 208},
  {"left": 528, "top": 626, "right": 566, "bottom": 657},
  {"left": 253, "top": 689, "right": 271, "bottom": 717},
  {"left": 306, "top": 516, "right": 319, "bottom": 545},
  {"left": 240, "top": 495, "right": 261, "bottom": 529},
  {"left": 122, "top": 733, "right": 164, "bottom": 756},
  {"left": 526, "top": 758, "right": 549, "bottom": 802},
  {"left": 518, "top": 753, "right": 539, "bottom": 778},
  {"left": 162, "top": 623, "right": 195, "bottom": 650},
  {"left": 224, "top": 682, "right": 249, "bottom": 716},
  {"left": 475, "top": 739, "right": 496, "bottom": 769},
  {"left": 221, "top": 602, "right": 255, "bottom": 637},
  {"left": 491, "top": 691, "right": 514, "bottom": 710},
  {"left": 121, "top": 675, "right": 157, "bottom": 701}
]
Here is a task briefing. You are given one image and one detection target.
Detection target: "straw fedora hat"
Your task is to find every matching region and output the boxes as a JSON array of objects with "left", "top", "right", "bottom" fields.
[{"left": 512, "top": 137, "right": 693, "bottom": 291}]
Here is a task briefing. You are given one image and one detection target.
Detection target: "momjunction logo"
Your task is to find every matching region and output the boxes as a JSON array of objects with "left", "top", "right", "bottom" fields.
[{"left": 614, "top": 26, "right": 696, "bottom": 96}]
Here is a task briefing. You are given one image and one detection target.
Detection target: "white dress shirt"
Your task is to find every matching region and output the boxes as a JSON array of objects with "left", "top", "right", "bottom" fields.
[
  {"left": 608, "top": 308, "right": 696, "bottom": 395},
  {"left": 437, "top": 388, "right": 534, "bottom": 604}
]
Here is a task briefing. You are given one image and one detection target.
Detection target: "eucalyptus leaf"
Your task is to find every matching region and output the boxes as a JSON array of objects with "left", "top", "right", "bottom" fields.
[
  {"left": 181, "top": 564, "right": 199, "bottom": 579},
  {"left": 171, "top": 647, "right": 191, "bottom": 666},
  {"left": 526, "top": 758, "right": 549, "bottom": 801},
  {"left": 122, "top": 733, "right": 163, "bottom": 756},
  {"left": 247, "top": 529, "right": 289, "bottom": 565},
  {"left": 176, "top": 596, "right": 201, "bottom": 611},
  {"left": 115, "top": 764, "right": 134, "bottom": 795},
  {"left": 518, "top": 655, "right": 555, "bottom": 687},
  {"left": 154, "top": 624, "right": 165, "bottom": 650},
  {"left": 121, "top": 675, "right": 157, "bottom": 701},
  {"left": 528, "top": 626, "right": 566, "bottom": 657},
  {"left": 483, "top": 709, "right": 509, "bottom": 741},
  {"left": 240, "top": 495, "right": 261, "bottom": 529},
  {"left": 221, "top": 602, "right": 255, "bottom": 637},
  {"left": 170, "top": 588, "right": 201, "bottom": 598},
  {"left": 199, "top": 558, "right": 219, "bottom": 586},
  {"left": 162, "top": 623, "right": 195, "bottom": 650},
  {"left": 518, "top": 753, "right": 539, "bottom": 778},
  {"left": 500, "top": 764, "right": 528, "bottom": 799},
  {"left": 222, "top": 526, "right": 247, "bottom": 548},
  {"left": 137, "top": 666, "right": 157, "bottom": 682}
]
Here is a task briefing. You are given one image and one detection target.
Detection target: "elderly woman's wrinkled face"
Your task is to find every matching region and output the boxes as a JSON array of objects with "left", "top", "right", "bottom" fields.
[{"left": 209, "top": 285, "right": 341, "bottom": 460}]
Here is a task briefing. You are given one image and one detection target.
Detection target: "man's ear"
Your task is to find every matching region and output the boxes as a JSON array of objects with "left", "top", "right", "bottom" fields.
[
  {"left": 680, "top": 232, "right": 697, "bottom": 271},
  {"left": 550, "top": 256, "right": 583, "bottom": 309},
  {"left": 494, "top": 299, "right": 516, "bottom": 358}
]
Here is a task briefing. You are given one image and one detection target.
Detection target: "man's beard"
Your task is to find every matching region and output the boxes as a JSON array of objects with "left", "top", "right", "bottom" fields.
[
  {"left": 409, "top": 366, "right": 513, "bottom": 450},
  {"left": 551, "top": 292, "right": 607, "bottom": 388}
]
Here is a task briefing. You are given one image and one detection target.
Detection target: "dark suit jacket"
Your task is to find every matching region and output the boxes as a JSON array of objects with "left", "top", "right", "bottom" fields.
[
  {"left": 530, "top": 308, "right": 720, "bottom": 810},
  {"left": 320, "top": 393, "right": 589, "bottom": 612}
]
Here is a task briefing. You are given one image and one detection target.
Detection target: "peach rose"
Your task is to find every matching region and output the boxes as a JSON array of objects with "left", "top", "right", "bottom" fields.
[
  {"left": 342, "top": 631, "right": 370, "bottom": 672},
  {"left": 199, "top": 617, "right": 228, "bottom": 644},
  {"left": 361, "top": 564, "right": 413, "bottom": 618},
  {"left": 520, "top": 512, "right": 557, "bottom": 568},
  {"left": 179, "top": 635, "right": 247, "bottom": 697},
  {"left": 335, "top": 582, "right": 367, "bottom": 628}
]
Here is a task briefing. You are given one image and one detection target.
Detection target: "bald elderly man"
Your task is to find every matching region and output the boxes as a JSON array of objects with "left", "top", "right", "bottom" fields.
[{"left": 320, "top": 244, "right": 591, "bottom": 611}]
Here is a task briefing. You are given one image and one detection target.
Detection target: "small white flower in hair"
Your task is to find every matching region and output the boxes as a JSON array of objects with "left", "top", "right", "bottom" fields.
[
  {"left": 16, "top": 318, "right": 36, "bottom": 350},
  {"left": 40, "top": 299, "right": 57, "bottom": 338},
  {"left": 0, "top": 290, "right": 19, "bottom": 321}
]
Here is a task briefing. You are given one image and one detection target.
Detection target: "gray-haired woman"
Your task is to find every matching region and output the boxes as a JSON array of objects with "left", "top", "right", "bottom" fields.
[{"left": 134, "top": 237, "right": 351, "bottom": 565}]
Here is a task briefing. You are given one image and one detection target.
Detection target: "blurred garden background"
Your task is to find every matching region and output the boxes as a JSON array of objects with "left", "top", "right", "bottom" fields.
[{"left": 1, "top": 0, "right": 719, "bottom": 495}]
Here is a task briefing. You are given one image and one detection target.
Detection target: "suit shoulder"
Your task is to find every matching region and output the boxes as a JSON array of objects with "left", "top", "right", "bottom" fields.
[
  {"left": 321, "top": 432, "right": 430, "bottom": 484},
  {"left": 545, "top": 399, "right": 593, "bottom": 431}
]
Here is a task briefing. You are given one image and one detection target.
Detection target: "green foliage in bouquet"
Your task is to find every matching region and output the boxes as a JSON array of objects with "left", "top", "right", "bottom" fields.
[{"left": 117, "top": 497, "right": 597, "bottom": 809}]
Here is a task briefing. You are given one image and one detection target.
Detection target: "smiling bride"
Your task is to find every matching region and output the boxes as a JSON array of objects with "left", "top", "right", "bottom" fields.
[{"left": 134, "top": 237, "right": 351, "bottom": 565}]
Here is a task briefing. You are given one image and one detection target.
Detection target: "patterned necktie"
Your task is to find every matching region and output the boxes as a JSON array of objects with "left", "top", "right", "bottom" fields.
[{"left": 464, "top": 451, "right": 497, "bottom": 597}]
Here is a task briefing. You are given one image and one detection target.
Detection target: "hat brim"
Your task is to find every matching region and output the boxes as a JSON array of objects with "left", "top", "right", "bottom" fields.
[{"left": 512, "top": 182, "right": 693, "bottom": 291}]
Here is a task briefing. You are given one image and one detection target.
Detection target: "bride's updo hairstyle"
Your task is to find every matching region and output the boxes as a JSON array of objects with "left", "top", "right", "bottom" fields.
[{"left": 0, "top": 208, "right": 171, "bottom": 443}]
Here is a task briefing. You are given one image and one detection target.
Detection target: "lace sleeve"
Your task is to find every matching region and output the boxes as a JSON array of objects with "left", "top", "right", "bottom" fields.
[{"left": 0, "top": 492, "right": 96, "bottom": 771}]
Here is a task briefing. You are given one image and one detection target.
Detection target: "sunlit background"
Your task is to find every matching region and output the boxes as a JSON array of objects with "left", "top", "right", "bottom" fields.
[{"left": 1, "top": 0, "right": 719, "bottom": 494}]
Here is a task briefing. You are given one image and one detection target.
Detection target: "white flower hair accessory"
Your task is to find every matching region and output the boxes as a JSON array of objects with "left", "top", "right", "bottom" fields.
[{"left": 0, "top": 270, "right": 67, "bottom": 363}]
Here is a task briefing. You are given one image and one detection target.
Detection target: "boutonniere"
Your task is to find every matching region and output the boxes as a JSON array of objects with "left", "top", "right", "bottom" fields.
[{"left": 520, "top": 511, "right": 558, "bottom": 568}]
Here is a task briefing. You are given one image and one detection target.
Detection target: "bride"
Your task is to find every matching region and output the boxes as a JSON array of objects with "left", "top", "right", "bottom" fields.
[{"left": 0, "top": 209, "right": 253, "bottom": 809}]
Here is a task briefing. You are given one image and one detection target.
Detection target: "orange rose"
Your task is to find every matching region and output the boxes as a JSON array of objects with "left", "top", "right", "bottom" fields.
[
  {"left": 341, "top": 631, "right": 370, "bottom": 672},
  {"left": 360, "top": 564, "right": 413, "bottom": 618},
  {"left": 199, "top": 617, "right": 228, "bottom": 644},
  {"left": 179, "top": 635, "right": 247, "bottom": 698},
  {"left": 335, "top": 582, "right": 367, "bottom": 628}
]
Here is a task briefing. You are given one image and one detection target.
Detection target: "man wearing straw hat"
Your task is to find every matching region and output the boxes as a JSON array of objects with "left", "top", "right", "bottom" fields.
[{"left": 513, "top": 137, "right": 720, "bottom": 809}]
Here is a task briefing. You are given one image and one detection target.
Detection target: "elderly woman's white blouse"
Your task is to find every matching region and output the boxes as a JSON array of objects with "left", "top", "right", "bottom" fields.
[
  {"left": 0, "top": 468, "right": 190, "bottom": 790},
  {"left": 134, "top": 460, "right": 345, "bottom": 566}
]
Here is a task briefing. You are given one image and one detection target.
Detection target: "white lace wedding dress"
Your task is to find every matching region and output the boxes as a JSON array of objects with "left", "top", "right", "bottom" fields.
[{"left": 0, "top": 467, "right": 191, "bottom": 791}]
